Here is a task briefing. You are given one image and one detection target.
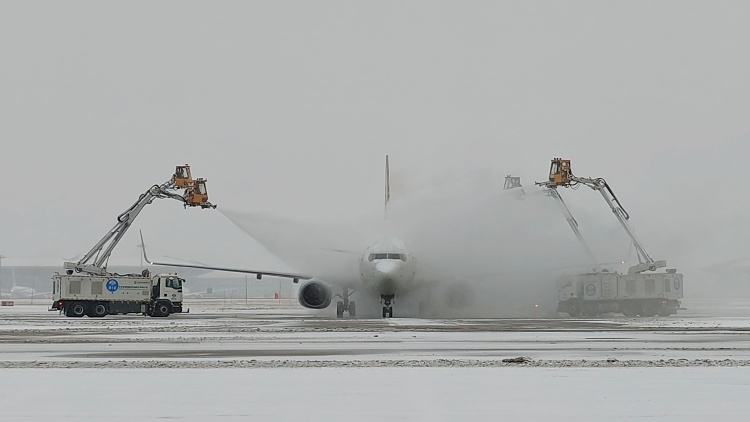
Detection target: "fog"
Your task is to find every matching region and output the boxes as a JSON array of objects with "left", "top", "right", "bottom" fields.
[
  {"left": 1, "top": 2, "right": 750, "bottom": 302},
  {"left": 221, "top": 163, "right": 645, "bottom": 317}
]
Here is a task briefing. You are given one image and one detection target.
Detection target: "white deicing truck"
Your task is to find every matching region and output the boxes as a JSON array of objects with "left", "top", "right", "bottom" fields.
[
  {"left": 50, "top": 164, "right": 215, "bottom": 317},
  {"left": 51, "top": 271, "right": 184, "bottom": 317},
  {"left": 533, "top": 159, "right": 684, "bottom": 317},
  {"left": 555, "top": 270, "right": 683, "bottom": 317}
]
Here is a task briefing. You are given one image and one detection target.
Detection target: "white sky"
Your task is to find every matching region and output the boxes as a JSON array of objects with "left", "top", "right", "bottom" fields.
[{"left": 1, "top": 1, "right": 749, "bottom": 281}]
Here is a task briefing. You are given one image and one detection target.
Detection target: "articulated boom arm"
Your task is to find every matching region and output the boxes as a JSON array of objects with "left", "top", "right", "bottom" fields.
[
  {"left": 63, "top": 165, "right": 216, "bottom": 275},
  {"left": 538, "top": 158, "right": 665, "bottom": 275}
]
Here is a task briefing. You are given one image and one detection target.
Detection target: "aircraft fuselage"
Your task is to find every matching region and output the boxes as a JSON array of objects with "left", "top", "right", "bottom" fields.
[{"left": 358, "top": 237, "right": 417, "bottom": 298}]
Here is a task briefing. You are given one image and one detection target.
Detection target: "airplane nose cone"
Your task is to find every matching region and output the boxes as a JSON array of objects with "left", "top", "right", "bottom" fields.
[{"left": 375, "top": 260, "right": 397, "bottom": 274}]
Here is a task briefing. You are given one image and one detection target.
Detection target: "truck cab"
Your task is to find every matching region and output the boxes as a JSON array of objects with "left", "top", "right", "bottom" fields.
[{"left": 150, "top": 273, "right": 185, "bottom": 314}]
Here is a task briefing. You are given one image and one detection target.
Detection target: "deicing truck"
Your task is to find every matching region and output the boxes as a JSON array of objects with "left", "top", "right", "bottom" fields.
[
  {"left": 51, "top": 164, "right": 215, "bottom": 317},
  {"left": 535, "top": 159, "right": 683, "bottom": 317},
  {"left": 51, "top": 271, "right": 184, "bottom": 317}
]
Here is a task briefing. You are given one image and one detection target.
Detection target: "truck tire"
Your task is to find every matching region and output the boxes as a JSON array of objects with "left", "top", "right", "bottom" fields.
[
  {"left": 567, "top": 303, "right": 582, "bottom": 317},
  {"left": 622, "top": 302, "right": 639, "bottom": 317},
  {"left": 582, "top": 304, "right": 599, "bottom": 318},
  {"left": 90, "top": 303, "right": 108, "bottom": 318},
  {"left": 154, "top": 301, "right": 172, "bottom": 317},
  {"left": 640, "top": 302, "right": 658, "bottom": 317},
  {"left": 658, "top": 304, "right": 677, "bottom": 317},
  {"left": 67, "top": 302, "right": 86, "bottom": 318}
]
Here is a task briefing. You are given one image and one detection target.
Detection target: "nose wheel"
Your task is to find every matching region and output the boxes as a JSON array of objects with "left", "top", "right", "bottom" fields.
[
  {"left": 335, "top": 288, "right": 356, "bottom": 319},
  {"left": 381, "top": 294, "right": 395, "bottom": 318}
]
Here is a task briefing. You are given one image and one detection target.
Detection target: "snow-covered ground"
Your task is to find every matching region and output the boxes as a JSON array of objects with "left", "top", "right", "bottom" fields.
[
  {"left": 2, "top": 298, "right": 750, "bottom": 365},
  {"left": 2, "top": 368, "right": 749, "bottom": 421},
  {"left": 1, "top": 298, "right": 750, "bottom": 420}
]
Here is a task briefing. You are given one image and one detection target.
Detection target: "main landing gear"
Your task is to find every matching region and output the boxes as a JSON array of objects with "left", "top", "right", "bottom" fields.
[
  {"left": 335, "top": 288, "right": 356, "bottom": 319},
  {"left": 381, "top": 294, "right": 394, "bottom": 318}
]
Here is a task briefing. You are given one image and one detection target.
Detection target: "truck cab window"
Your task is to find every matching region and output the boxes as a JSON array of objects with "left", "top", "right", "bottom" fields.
[{"left": 165, "top": 277, "right": 182, "bottom": 289}]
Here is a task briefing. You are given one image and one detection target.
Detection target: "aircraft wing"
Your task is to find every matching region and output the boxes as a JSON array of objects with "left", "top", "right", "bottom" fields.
[
  {"left": 183, "top": 287, "right": 238, "bottom": 298},
  {"left": 140, "top": 231, "right": 312, "bottom": 282}
]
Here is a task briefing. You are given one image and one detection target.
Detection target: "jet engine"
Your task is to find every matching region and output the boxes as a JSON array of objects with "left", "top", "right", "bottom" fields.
[{"left": 297, "top": 279, "right": 333, "bottom": 309}]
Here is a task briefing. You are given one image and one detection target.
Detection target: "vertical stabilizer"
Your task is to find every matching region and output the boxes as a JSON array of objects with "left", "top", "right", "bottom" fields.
[{"left": 384, "top": 155, "right": 391, "bottom": 218}]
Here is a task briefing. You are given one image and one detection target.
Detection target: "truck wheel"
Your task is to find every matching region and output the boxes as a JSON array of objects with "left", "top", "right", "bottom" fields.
[
  {"left": 658, "top": 304, "right": 676, "bottom": 317},
  {"left": 622, "top": 303, "right": 639, "bottom": 317},
  {"left": 583, "top": 305, "right": 599, "bottom": 318},
  {"left": 68, "top": 302, "right": 85, "bottom": 318},
  {"left": 154, "top": 302, "right": 171, "bottom": 317},
  {"left": 640, "top": 303, "right": 658, "bottom": 317},
  {"left": 567, "top": 303, "right": 582, "bottom": 317},
  {"left": 91, "top": 303, "right": 108, "bottom": 318}
]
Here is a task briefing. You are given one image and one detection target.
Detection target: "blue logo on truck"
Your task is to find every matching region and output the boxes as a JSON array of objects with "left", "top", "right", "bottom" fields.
[
  {"left": 106, "top": 279, "right": 119, "bottom": 292},
  {"left": 585, "top": 283, "right": 597, "bottom": 296}
]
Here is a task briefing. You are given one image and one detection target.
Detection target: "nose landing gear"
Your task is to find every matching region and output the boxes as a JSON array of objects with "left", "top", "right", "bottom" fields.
[{"left": 381, "top": 294, "right": 395, "bottom": 318}]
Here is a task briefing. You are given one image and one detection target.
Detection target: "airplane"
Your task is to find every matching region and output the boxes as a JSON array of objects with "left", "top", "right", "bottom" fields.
[
  {"left": 7, "top": 268, "right": 52, "bottom": 299},
  {"left": 9, "top": 285, "right": 52, "bottom": 300},
  {"left": 141, "top": 156, "right": 427, "bottom": 318},
  {"left": 182, "top": 286, "right": 239, "bottom": 299}
]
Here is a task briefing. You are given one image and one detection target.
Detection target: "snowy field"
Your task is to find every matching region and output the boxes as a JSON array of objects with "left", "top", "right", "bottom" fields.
[
  {"left": 2, "top": 367, "right": 750, "bottom": 421},
  {"left": 1, "top": 298, "right": 750, "bottom": 420}
]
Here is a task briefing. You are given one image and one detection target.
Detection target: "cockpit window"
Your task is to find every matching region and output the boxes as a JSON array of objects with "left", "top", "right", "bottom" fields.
[{"left": 368, "top": 253, "right": 406, "bottom": 262}]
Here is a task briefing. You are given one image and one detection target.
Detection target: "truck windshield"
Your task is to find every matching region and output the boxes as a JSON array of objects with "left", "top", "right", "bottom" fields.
[{"left": 165, "top": 277, "right": 183, "bottom": 289}]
